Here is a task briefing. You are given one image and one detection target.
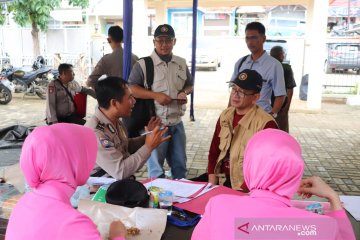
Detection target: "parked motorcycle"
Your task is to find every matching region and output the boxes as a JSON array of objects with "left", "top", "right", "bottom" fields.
[
  {"left": 0, "top": 74, "right": 15, "bottom": 104},
  {"left": 2, "top": 56, "right": 51, "bottom": 100}
]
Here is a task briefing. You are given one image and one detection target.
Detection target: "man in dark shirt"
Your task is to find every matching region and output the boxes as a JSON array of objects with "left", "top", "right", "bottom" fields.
[{"left": 270, "top": 46, "right": 297, "bottom": 132}]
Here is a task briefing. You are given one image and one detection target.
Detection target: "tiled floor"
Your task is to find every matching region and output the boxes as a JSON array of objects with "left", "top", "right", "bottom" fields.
[{"left": 1, "top": 93, "right": 360, "bottom": 195}]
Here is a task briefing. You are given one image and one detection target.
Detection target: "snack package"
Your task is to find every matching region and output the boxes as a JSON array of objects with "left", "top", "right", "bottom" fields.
[{"left": 78, "top": 199, "right": 167, "bottom": 240}]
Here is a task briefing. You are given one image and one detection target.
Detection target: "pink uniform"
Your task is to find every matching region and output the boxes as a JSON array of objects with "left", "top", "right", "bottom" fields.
[
  {"left": 6, "top": 124, "right": 124, "bottom": 240},
  {"left": 192, "top": 129, "right": 355, "bottom": 240}
]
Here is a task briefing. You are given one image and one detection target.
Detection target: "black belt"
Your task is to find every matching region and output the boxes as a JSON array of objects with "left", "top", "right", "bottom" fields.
[
  {"left": 91, "top": 168, "right": 107, "bottom": 177},
  {"left": 90, "top": 169, "right": 136, "bottom": 181}
]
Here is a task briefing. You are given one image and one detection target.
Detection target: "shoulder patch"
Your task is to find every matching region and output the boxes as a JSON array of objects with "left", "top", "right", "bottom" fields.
[
  {"left": 96, "top": 122, "right": 106, "bottom": 131},
  {"left": 48, "top": 86, "right": 55, "bottom": 94},
  {"left": 99, "top": 136, "right": 114, "bottom": 149}
]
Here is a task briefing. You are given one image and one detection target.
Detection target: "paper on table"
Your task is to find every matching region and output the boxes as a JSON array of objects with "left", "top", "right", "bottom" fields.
[
  {"left": 87, "top": 177, "right": 116, "bottom": 186},
  {"left": 340, "top": 195, "right": 360, "bottom": 221},
  {"left": 78, "top": 199, "right": 167, "bottom": 240},
  {"left": 173, "top": 184, "right": 218, "bottom": 203},
  {"left": 143, "top": 178, "right": 207, "bottom": 198}
]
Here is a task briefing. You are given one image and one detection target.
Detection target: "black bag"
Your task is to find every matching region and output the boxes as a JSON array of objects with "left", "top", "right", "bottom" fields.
[
  {"left": 105, "top": 179, "right": 149, "bottom": 208},
  {"left": 123, "top": 57, "right": 156, "bottom": 137}
]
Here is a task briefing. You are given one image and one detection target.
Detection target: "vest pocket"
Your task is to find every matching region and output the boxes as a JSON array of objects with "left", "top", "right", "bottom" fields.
[
  {"left": 218, "top": 128, "right": 231, "bottom": 151},
  {"left": 153, "top": 72, "right": 168, "bottom": 92},
  {"left": 175, "top": 69, "right": 187, "bottom": 90}
]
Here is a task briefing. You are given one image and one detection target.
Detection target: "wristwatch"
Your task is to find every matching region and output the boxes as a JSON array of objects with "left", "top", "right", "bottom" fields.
[
  {"left": 180, "top": 89, "right": 188, "bottom": 95},
  {"left": 270, "top": 112, "right": 278, "bottom": 118}
]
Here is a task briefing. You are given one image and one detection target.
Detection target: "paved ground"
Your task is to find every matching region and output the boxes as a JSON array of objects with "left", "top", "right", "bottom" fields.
[{"left": 1, "top": 92, "right": 360, "bottom": 196}]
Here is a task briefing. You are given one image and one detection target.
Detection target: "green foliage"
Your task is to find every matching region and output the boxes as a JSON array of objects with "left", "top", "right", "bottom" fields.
[
  {"left": 0, "top": 5, "right": 6, "bottom": 25},
  {"left": 353, "top": 83, "right": 359, "bottom": 95},
  {"left": 69, "top": 0, "right": 89, "bottom": 9},
  {"left": 5, "top": 0, "right": 89, "bottom": 31}
]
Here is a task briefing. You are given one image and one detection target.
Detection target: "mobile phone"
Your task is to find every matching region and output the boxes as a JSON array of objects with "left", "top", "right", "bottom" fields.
[{"left": 170, "top": 208, "right": 187, "bottom": 221}]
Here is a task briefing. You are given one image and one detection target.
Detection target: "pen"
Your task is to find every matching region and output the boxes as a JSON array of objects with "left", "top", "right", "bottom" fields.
[{"left": 141, "top": 127, "right": 165, "bottom": 136}]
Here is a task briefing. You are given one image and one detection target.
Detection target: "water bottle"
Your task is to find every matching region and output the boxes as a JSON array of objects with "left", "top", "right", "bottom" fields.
[
  {"left": 165, "top": 170, "right": 172, "bottom": 179},
  {"left": 70, "top": 184, "right": 90, "bottom": 208}
]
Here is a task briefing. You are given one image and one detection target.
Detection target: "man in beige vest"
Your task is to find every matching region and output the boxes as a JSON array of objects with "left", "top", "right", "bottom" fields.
[{"left": 194, "top": 69, "right": 278, "bottom": 191}]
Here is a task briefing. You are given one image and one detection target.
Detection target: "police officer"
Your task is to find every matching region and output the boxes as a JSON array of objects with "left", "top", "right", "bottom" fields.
[
  {"left": 46, "top": 63, "right": 96, "bottom": 125},
  {"left": 85, "top": 76, "right": 170, "bottom": 179},
  {"left": 86, "top": 26, "right": 138, "bottom": 89}
]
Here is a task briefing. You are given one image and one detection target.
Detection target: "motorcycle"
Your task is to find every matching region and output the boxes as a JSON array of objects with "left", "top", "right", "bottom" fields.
[
  {"left": 0, "top": 73, "right": 15, "bottom": 104},
  {"left": 2, "top": 56, "right": 52, "bottom": 100}
]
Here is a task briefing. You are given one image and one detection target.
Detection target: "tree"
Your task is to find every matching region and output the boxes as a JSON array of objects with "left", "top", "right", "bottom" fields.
[{"left": 4, "top": 0, "right": 89, "bottom": 56}]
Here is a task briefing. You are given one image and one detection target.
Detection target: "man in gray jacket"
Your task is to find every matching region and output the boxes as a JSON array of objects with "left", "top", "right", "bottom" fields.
[{"left": 86, "top": 26, "right": 138, "bottom": 88}]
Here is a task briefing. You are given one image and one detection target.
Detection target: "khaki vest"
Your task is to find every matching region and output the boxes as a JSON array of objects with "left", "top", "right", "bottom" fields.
[
  {"left": 214, "top": 105, "right": 275, "bottom": 190},
  {"left": 139, "top": 50, "right": 188, "bottom": 126}
]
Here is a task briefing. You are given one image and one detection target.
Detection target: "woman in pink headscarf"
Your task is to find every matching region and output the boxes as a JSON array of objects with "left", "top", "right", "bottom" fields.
[
  {"left": 192, "top": 129, "right": 355, "bottom": 240},
  {"left": 6, "top": 124, "right": 125, "bottom": 240}
]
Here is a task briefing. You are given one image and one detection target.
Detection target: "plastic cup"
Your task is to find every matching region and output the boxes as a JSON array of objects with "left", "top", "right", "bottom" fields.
[
  {"left": 158, "top": 190, "right": 173, "bottom": 213},
  {"left": 148, "top": 186, "right": 162, "bottom": 208}
]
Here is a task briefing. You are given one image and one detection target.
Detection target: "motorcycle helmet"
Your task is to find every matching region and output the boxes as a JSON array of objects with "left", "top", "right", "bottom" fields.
[{"left": 33, "top": 56, "right": 45, "bottom": 70}]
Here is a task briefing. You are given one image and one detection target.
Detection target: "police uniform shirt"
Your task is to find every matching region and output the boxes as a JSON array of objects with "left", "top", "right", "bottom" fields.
[
  {"left": 86, "top": 47, "right": 139, "bottom": 88},
  {"left": 85, "top": 107, "right": 151, "bottom": 180},
  {"left": 46, "top": 80, "right": 81, "bottom": 123}
]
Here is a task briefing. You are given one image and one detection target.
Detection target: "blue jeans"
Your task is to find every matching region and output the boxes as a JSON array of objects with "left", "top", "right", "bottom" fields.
[{"left": 147, "top": 121, "right": 187, "bottom": 179}]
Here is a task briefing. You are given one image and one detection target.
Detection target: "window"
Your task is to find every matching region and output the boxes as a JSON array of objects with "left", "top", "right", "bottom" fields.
[{"left": 172, "top": 12, "right": 193, "bottom": 36}]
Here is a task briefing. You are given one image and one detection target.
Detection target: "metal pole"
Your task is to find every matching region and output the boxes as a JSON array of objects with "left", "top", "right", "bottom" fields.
[
  {"left": 347, "top": 0, "right": 350, "bottom": 29},
  {"left": 123, "top": 0, "right": 133, "bottom": 80},
  {"left": 189, "top": 0, "right": 198, "bottom": 122}
]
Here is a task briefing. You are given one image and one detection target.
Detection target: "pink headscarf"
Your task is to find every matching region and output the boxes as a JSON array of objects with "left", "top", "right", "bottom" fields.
[
  {"left": 20, "top": 123, "right": 97, "bottom": 198},
  {"left": 243, "top": 129, "right": 304, "bottom": 199}
]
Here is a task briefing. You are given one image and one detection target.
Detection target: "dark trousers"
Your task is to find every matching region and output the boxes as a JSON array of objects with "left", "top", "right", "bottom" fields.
[
  {"left": 57, "top": 115, "right": 86, "bottom": 125},
  {"left": 189, "top": 173, "right": 232, "bottom": 188},
  {"left": 275, "top": 110, "right": 289, "bottom": 133}
]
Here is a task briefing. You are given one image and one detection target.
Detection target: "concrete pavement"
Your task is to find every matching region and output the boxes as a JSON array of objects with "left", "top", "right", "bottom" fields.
[{"left": 0, "top": 93, "right": 360, "bottom": 196}]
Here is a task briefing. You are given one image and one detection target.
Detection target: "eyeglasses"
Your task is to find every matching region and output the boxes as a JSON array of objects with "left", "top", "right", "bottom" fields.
[
  {"left": 230, "top": 87, "right": 255, "bottom": 98},
  {"left": 154, "top": 39, "right": 174, "bottom": 45}
]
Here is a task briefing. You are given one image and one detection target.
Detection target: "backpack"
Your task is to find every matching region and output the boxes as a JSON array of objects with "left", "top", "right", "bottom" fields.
[
  {"left": 123, "top": 57, "right": 156, "bottom": 137},
  {"left": 237, "top": 54, "right": 249, "bottom": 73}
]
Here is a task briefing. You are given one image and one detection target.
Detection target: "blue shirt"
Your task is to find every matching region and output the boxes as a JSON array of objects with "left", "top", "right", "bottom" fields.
[{"left": 231, "top": 52, "right": 286, "bottom": 113}]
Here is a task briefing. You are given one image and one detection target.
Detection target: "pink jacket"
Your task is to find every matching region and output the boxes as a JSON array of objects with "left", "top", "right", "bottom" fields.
[
  {"left": 192, "top": 129, "right": 355, "bottom": 240},
  {"left": 6, "top": 124, "right": 124, "bottom": 240}
]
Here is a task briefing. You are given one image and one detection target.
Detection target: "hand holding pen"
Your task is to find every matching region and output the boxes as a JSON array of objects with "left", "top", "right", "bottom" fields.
[{"left": 144, "top": 126, "right": 171, "bottom": 150}]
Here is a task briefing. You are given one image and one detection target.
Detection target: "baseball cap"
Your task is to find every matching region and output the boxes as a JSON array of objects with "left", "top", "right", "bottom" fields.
[
  {"left": 229, "top": 69, "right": 263, "bottom": 93},
  {"left": 154, "top": 24, "right": 175, "bottom": 38}
]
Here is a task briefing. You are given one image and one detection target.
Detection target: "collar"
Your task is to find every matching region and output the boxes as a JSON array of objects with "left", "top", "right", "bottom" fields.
[
  {"left": 151, "top": 50, "right": 181, "bottom": 66},
  {"left": 245, "top": 51, "right": 268, "bottom": 66},
  {"left": 94, "top": 107, "right": 119, "bottom": 131},
  {"left": 250, "top": 189, "right": 291, "bottom": 207},
  {"left": 222, "top": 105, "right": 259, "bottom": 130},
  {"left": 112, "top": 46, "right": 123, "bottom": 53}
]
